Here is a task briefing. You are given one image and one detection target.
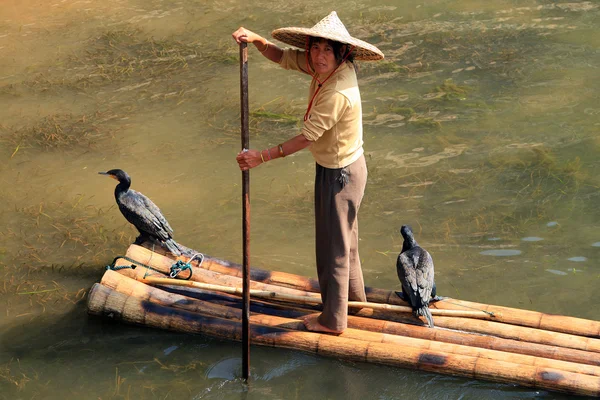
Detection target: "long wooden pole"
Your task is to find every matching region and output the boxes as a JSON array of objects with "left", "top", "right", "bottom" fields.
[{"left": 239, "top": 41, "right": 250, "bottom": 382}]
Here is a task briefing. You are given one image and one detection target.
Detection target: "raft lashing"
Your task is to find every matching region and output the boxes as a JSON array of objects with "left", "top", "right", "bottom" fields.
[{"left": 87, "top": 243, "right": 600, "bottom": 397}]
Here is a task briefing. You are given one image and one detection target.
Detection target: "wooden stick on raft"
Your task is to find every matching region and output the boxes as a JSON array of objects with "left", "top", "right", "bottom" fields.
[
  {"left": 133, "top": 242, "right": 600, "bottom": 338},
  {"left": 112, "top": 252, "right": 600, "bottom": 353},
  {"left": 138, "top": 276, "right": 494, "bottom": 319},
  {"left": 100, "top": 269, "right": 600, "bottom": 376},
  {"left": 87, "top": 282, "right": 600, "bottom": 397}
]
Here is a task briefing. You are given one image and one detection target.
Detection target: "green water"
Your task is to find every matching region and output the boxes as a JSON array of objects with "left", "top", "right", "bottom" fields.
[{"left": 1, "top": 0, "right": 599, "bottom": 398}]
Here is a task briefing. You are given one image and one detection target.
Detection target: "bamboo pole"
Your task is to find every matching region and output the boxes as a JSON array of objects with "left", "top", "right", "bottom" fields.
[
  {"left": 431, "top": 316, "right": 600, "bottom": 353},
  {"left": 107, "top": 269, "right": 600, "bottom": 367},
  {"left": 117, "top": 249, "right": 600, "bottom": 352},
  {"left": 138, "top": 275, "right": 494, "bottom": 319},
  {"left": 123, "top": 246, "right": 328, "bottom": 300},
  {"left": 100, "top": 269, "right": 600, "bottom": 375},
  {"left": 110, "top": 258, "right": 320, "bottom": 315},
  {"left": 176, "top": 242, "right": 321, "bottom": 291},
  {"left": 133, "top": 243, "right": 600, "bottom": 338},
  {"left": 87, "top": 283, "right": 600, "bottom": 397}
]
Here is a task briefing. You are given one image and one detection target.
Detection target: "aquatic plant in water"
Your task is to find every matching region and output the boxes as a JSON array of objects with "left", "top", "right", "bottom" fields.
[{"left": 1, "top": 113, "right": 112, "bottom": 151}]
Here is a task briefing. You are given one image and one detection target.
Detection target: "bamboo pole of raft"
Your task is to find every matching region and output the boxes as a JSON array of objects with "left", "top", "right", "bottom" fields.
[
  {"left": 87, "top": 283, "right": 600, "bottom": 397},
  {"left": 106, "top": 270, "right": 600, "bottom": 368},
  {"left": 239, "top": 40, "right": 251, "bottom": 382},
  {"left": 104, "top": 270, "right": 600, "bottom": 368},
  {"left": 121, "top": 246, "right": 491, "bottom": 320},
  {"left": 113, "top": 253, "right": 328, "bottom": 302},
  {"left": 114, "top": 251, "right": 600, "bottom": 352},
  {"left": 100, "top": 269, "right": 600, "bottom": 375},
  {"left": 135, "top": 274, "right": 600, "bottom": 359},
  {"left": 132, "top": 243, "right": 600, "bottom": 338},
  {"left": 138, "top": 275, "right": 492, "bottom": 319}
]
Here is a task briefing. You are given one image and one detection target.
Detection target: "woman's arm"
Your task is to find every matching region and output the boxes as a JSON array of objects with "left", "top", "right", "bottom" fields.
[
  {"left": 232, "top": 27, "right": 283, "bottom": 63},
  {"left": 236, "top": 133, "right": 312, "bottom": 171}
]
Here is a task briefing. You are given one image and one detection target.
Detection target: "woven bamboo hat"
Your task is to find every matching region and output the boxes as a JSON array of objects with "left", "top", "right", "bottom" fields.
[{"left": 271, "top": 11, "right": 384, "bottom": 61}]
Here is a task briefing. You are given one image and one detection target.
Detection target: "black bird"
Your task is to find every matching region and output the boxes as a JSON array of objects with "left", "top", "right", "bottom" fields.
[
  {"left": 99, "top": 169, "right": 181, "bottom": 256},
  {"left": 396, "top": 225, "right": 435, "bottom": 328}
]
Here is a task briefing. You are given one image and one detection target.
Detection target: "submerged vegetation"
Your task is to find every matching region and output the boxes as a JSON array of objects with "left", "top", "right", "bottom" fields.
[
  {"left": 365, "top": 139, "right": 598, "bottom": 247},
  {"left": 2, "top": 196, "right": 133, "bottom": 270},
  {"left": 0, "top": 195, "right": 134, "bottom": 322},
  {"left": 1, "top": 112, "right": 114, "bottom": 151},
  {"left": 68, "top": 29, "right": 237, "bottom": 86}
]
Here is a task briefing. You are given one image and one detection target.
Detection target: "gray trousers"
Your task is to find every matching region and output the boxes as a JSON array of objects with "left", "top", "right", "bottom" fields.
[{"left": 314, "top": 154, "right": 367, "bottom": 331}]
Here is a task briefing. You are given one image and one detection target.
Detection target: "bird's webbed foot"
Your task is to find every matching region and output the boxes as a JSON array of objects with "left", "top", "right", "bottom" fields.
[{"left": 429, "top": 283, "right": 446, "bottom": 302}]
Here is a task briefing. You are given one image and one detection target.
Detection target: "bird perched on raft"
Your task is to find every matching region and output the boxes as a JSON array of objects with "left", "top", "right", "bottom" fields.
[
  {"left": 396, "top": 225, "right": 436, "bottom": 328},
  {"left": 99, "top": 168, "right": 181, "bottom": 256}
]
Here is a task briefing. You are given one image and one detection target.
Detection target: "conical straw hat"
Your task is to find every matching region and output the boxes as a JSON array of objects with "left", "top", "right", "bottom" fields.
[{"left": 271, "top": 11, "right": 384, "bottom": 61}]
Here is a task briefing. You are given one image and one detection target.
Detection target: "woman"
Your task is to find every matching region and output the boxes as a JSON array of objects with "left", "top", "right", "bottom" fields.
[{"left": 232, "top": 12, "right": 384, "bottom": 334}]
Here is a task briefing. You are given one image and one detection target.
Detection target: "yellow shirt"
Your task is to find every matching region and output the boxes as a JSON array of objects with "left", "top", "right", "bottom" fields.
[{"left": 279, "top": 49, "right": 364, "bottom": 169}]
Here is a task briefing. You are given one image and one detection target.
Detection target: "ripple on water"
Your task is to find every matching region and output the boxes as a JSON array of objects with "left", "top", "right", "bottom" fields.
[
  {"left": 260, "top": 353, "right": 315, "bottom": 381},
  {"left": 521, "top": 237, "right": 544, "bottom": 242},
  {"left": 480, "top": 249, "right": 522, "bottom": 256},
  {"left": 487, "top": 237, "right": 501, "bottom": 241},
  {"left": 567, "top": 256, "right": 587, "bottom": 262},
  {"left": 547, "top": 221, "right": 559, "bottom": 227},
  {"left": 206, "top": 357, "right": 241, "bottom": 380},
  {"left": 593, "top": 242, "right": 600, "bottom": 247}
]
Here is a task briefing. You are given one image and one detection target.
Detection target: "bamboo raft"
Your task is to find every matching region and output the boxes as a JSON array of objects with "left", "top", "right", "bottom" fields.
[{"left": 87, "top": 242, "right": 600, "bottom": 397}]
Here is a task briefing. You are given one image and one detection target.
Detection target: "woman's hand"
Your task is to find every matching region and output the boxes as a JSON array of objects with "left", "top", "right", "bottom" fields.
[
  {"left": 232, "top": 27, "right": 262, "bottom": 45},
  {"left": 236, "top": 149, "right": 263, "bottom": 171}
]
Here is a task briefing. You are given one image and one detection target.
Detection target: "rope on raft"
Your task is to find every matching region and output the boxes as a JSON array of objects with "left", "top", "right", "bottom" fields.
[
  {"left": 105, "top": 255, "right": 148, "bottom": 271},
  {"left": 105, "top": 252, "right": 205, "bottom": 281},
  {"left": 169, "top": 253, "right": 204, "bottom": 280}
]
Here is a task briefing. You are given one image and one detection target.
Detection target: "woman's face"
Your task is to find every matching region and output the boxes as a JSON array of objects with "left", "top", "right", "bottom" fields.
[{"left": 310, "top": 39, "right": 337, "bottom": 75}]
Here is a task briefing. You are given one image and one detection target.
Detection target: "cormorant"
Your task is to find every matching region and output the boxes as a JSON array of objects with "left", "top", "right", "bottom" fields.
[
  {"left": 396, "top": 225, "right": 435, "bottom": 328},
  {"left": 99, "top": 169, "right": 181, "bottom": 256}
]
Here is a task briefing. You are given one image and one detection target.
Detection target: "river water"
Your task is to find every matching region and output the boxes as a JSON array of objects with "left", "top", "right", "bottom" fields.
[{"left": 1, "top": 0, "right": 599, "bottom": 398}]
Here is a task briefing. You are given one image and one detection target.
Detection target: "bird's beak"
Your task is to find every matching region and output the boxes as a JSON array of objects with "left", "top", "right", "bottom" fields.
[{"left": 98, "top": 172, "right": 117, "bottom": 180}]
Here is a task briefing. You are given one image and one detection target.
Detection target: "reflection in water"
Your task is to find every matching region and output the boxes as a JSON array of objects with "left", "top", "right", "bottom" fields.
[{"left": 1, "top": 1, "right": 600, "bottom": 399}]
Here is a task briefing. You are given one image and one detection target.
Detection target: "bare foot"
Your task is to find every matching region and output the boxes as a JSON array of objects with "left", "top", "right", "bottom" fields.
[{"left": 302, "top": 314, "right": 343, "bottom": 335}]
